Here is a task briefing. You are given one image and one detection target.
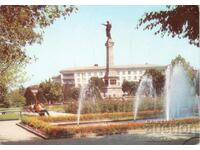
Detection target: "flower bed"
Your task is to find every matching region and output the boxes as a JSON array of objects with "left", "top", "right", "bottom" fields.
[
  {"left": 21, "top": 115, "right": 200, "bottom": 138},
  {"left": 38, "top": 110, "right": 162, "bottom": 122}
]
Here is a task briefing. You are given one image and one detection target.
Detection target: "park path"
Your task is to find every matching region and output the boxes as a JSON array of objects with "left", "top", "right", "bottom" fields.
[{"left": 0, "top": 120, "right": 41, "bottom": 143}]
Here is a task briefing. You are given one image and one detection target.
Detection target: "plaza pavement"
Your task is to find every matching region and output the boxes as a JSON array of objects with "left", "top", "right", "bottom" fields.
[{"left": 0, "top": 120, "right": 199, "bottom": 145}]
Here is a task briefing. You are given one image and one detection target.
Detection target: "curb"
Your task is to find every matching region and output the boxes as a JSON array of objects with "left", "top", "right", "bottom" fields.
[{"left": 16, "top": 123, "right": 49, "bottom": 139}]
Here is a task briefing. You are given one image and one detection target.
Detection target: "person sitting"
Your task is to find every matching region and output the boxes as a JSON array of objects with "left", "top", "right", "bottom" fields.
[
  {"left": 24, "top": 104, "right": 35, "bottom": 112},
  {"left": 35, "top": 102, "right": 50, "bottom": 116}
]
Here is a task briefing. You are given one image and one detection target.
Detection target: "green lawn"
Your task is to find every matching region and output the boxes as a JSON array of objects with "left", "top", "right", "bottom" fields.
[
  {"left": 0, "top": 112, "right": 21, "bottom": 120},
  {"left": 0, "top": 107, "right": 22, "bottom": 120},
  {"left": 46, "top": 105, "right": 65, "bottom": 112}
]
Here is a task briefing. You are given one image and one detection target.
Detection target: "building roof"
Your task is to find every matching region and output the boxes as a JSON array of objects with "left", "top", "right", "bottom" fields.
[
  {"left": 60, "top": 64, "right": 166, "bottom": 73},
  {"left": 52, "top": 75, "right": 61, "bottom": 79}
]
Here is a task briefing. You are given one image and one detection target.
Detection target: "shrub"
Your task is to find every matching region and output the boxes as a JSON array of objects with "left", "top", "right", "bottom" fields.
[
  {"left": 63, "top": 98, "right": 164, "bottom": 114},
  {"left": 38, "top": 110, "right": 162, "bottom": 123},
  {"left": 6, "top": 90, "right": 26, "bottom": 107}
]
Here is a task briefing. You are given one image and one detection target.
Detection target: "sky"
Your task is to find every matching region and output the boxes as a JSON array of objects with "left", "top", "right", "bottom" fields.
[{"left": 24, "top": 5, "right": 200, "bottom": 87}]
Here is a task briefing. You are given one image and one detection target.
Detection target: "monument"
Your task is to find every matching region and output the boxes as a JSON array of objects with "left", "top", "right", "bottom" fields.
[{"left": 102, "top": 21, "right": 123, "bottom": 97}]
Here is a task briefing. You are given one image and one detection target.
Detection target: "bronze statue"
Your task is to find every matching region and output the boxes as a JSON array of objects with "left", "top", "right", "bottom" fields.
[{"left": 102, "top": 21, "right": 112, "bottom": 40}]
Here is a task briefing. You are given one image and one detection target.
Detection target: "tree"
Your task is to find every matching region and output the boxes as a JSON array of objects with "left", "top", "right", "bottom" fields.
[
  {"left": 88, "top": 77, "right": 104, "bottom": 100},
  {"left": 89, "top": 77, "right": 105, "bottom": 92},
  {"left": 6, "top": 90, "right": 26, "bottom": 107},
  {"left": 24, "top": 87, "right": 36, "bottom": 105},
  {"left": 71, "top": 88, "right": 80, "bottom": 100},
  {"left": 144, "top": 69, "right": 165, "bottom": 96},
  {"left": 171, "top": 54, "right": 195, "bottom": 80},
  {"left": 0, "top": 63, "right": 27, "bottom": 104},
  {"left": 0, "top": 5, "right": 78, "bottom": 74},
  {"left": 137, "top": 5, "right": 199, "bottom": 47},
  {"left": 0, "top": 5, "right": 77, "bottom": 106},
  {"left": 39, "top": 79, "right": 62, "bottom": 104},
  {"left": 36, "top": 88, "right": 47, "bottom": 104},
  {"left": 63, "top": 84, "right": 80, "bottom": 101},
  {"left": 122, "top": 80, "right": 139, "bottom": 96}
]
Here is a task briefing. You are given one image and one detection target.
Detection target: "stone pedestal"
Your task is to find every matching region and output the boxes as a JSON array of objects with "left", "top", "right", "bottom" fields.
[{"left": 103, "top": 39, "right": 123, "bottom": 97}]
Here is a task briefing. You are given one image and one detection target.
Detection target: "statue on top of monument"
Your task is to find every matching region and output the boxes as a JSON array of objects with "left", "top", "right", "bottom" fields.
[{"left": 102, "top": 21, "right": 112, "bottom": 40}]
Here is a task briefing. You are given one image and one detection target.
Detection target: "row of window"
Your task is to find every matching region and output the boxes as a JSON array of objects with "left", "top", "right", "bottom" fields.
[
  {"left": 75, "top": 74, "right": 142, "bottom": 83},
  {"left": 76, "top": 72, "right": 105, "bottom": 77},
  {"left": 75, "top": 70, "right": 144, "bottom": 77},
  {"left": 117, "top": 70, "right": 144, "bottom": 75}
]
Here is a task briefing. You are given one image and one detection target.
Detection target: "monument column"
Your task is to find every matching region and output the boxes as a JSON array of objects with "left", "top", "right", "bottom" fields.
[{"left": 102, "top": 21, "right": 123, "bottom": 97}]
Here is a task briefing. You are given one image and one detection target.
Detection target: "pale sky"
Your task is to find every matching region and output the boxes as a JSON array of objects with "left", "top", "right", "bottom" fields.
[{"left": 24, "top": 5, "right": 200, "bottom": 87}]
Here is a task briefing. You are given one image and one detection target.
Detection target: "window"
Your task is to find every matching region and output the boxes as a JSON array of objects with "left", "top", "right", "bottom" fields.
[
  {"left": 110, "top": 79, "right": 116, "bottom": 85},
  {"left": 93, "top": 72, "right": 97, "bottom": 76},
  {"left": 77, "top": 73, "right": 80, "bottom": 77},
  {"left": 128, "top": 76, "right": 131, "bottom": 80},
  {"left": 88, "top": 72, "right": 91, "bottom": 76},
  {"left": 128, "top": 71, "right": 131, "bottom": 75},
  {"left": 77, "top": 78, "right": 80, "bottom": 82},
  {"left": 123, "top": 71, "right": 125, "bottom": 75},
  {"left": 134, "top": 76, "right": 137, "bottom": 80},
  {"left": 100, "top": 72, "right": 104, "bottom": 76},
  {"left": 82, "top": 73, "right": 86, "bottom": 77}
]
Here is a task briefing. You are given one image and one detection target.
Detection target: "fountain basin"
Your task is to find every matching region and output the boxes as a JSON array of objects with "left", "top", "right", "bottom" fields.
[{"left": 20, "top": 115, "right": 200, "bottom": 139}]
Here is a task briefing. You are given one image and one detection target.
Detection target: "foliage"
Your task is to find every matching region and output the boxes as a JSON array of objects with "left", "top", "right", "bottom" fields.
[
  {"left": 38, "top": 110, "right": 161, "bottom": 123},
  {"left": 0, "top": 84, "right": 8, "bottom": 106},
  {"left": 89, "top": 77, "right": 105, "bottom": 92},
  {"left": 0, "top": 5, "right": 77, "bottom": 106},
  {"left": 6, "top": 90, "right": 26, "bottom": 107},
  {"left": 63, "top": 84, "right": 80, "bottom": 101},
  {"left": 137, "top": 5, "right": 199, "bottom": 47},
  {"left": 171, "top": 54, "right": 195, "bottom": 80},
  {"left": 36, "top": 88, "right": 47, "bottom": 103},
  {"left": 39, "top": 79, "right": 62, "bottom": 103},
  {"left": 24, "top": 87, "right": 36, "bottom": 105},
  {"left": 144, "top": 69, "right": 165, "bottom": 96},
  {"left": 85, "top": 77, "right": 104, "bottom": 100},
  {"left": 0, "top": 5, "right": 78, "bottom": 74},
  {"left": 0, "top": 64, "right": 27, "bottom": 106},
  {"left": 63, "top": 98, "right": 164, "bottom": 114},
  {"left": 122, "top": 80, "right": 139, "bottom": 95},
  {"left": 21, "top": 116, "right": 200, "bottom": 138}
]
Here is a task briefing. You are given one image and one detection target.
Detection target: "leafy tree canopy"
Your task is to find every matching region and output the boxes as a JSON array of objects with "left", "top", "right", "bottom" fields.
[
  {"left": 144, "top": 69, "right": 165, "bottom": 96},
  {"left": 89, "top": 77, "right": 105, "bottom": 92},
  {"left": 171, "top": 54, "right": 195, "bottom": 80},
  {"left": 137, "top": 5, "right": 199, "bottom": 47},
  {"left": 122, "top": 80, "right": 139, "bottom": 96},
  {"left": 0, "top": 5, "right": 77, "bottom": 74},
  {"left": 24, "top": 87, "right": 36, "bottom": 105},
  {"left": 39, "top": 79, "right": 62, "bottom": 103}
]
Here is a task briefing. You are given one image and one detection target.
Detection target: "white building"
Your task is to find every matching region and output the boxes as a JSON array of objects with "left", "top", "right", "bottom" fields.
[{"left": 53, "top": 63, "right": 165, "bottom": 89}]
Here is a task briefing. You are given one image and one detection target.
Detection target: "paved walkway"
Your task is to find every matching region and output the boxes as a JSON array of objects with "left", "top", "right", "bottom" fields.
[
  {"left": 0, "top": 120, "right": 41, "bottom": 143},
  {"left": 0, "top": 120, "right": 199, "bottom": 145}
]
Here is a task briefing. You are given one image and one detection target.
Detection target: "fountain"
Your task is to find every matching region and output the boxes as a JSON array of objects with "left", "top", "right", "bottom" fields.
[
  {"left": 133, "top": 75, "right": 156, "bottom": 120},
  {"left": 165, "top": 63, "right": 197, "bottom": 120},
  {"left": 77, "top": 81, "right": 99, "bottom": 125}
]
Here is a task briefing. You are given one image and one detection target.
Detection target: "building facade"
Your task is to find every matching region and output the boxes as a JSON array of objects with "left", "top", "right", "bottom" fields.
[{"left": 52, "top": 64, "right": 166, "bottom": 97}]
